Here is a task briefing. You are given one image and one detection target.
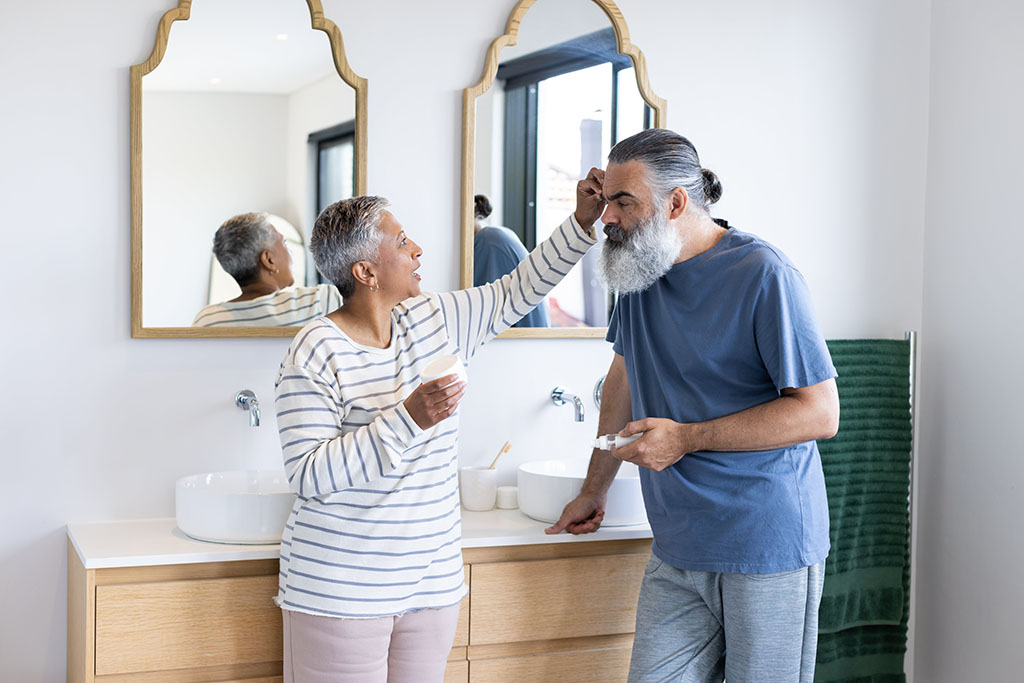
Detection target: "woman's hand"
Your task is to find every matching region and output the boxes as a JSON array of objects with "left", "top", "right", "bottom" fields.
[
  {"left": 574, "top": 167, "right": 607, "bottom": 235},
  {"left": 404, "top": 374, "right": 467, "bottom": 430}
]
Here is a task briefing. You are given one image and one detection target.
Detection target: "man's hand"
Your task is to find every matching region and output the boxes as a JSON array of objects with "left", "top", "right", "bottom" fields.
[
  {"left": 574, "top": 167, "right": 607, "bottom": 234},
  {"left": 613, "top": 418, "right": 696, "bottom": 471},
  {"left": 544, "top": 493, "right": 607, "bottom": 535}
]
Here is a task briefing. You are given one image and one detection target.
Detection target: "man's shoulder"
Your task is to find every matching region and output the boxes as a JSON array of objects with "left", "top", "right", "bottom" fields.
[
  {"left": 725, "top": 229, "right": 792, "bottom": 263},
  {"left": 477, "top": 226, "right": 525, "bottom": 249},
  {"left": 713, "top": 229, "right": 799, "bottom": 284}
]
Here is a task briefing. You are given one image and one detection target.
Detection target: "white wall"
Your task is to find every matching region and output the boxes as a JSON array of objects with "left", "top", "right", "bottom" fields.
[
  {"left": 501, "top": 0, "right": 611, "bottom": 61},
  {"left": 142, "top": 91, "right": 290, "bottom": 326},
  {"left": 283, "top": 73, "right": 357, "bottom": 270},
  {"left": 0, "top": 1, "right": 934, "bottom": 679},
  {"left": 914, "top": 1, "right": 1024, "bottom": 680}
]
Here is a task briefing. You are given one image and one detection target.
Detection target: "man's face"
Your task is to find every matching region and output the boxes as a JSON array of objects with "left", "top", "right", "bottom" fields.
[
  {"left": 600, "top": 161, "right": 658, "bottom": 244},
  {"left": 596, "top": 161, "right": 685, "bottom": 294}
]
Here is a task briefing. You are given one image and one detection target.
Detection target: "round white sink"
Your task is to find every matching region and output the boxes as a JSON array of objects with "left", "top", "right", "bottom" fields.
[
  {"left": 175, "top": 470, "right": 296, "bottom": 544},
  {"left": 517, "top": 459, "right": 648, "bottom": 527}
]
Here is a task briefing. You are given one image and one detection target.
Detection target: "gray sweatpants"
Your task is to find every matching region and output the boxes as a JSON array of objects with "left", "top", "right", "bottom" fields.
[{"left": 628, "top": 556, "right": 825, "bottom": 683}]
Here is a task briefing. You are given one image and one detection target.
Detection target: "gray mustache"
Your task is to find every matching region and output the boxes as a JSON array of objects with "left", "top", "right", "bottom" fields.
[{"left": 603, "top": 224, "right": 627, "bottom": 242}]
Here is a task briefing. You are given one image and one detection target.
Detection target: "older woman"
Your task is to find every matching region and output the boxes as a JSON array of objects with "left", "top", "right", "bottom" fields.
[
  {"left": 192, "top": 212, "right": 340, "bottom": 327},
  {"left": 273, "top": 183, "right": 602, "bottom": 682}
]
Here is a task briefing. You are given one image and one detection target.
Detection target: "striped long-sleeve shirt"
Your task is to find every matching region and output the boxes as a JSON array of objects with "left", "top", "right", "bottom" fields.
[
  {"left": 193, "top": 284, "right": 341, "bottom": 327},
  {"left": 274, "top": 215, "right": 596, "bottom": 618}
]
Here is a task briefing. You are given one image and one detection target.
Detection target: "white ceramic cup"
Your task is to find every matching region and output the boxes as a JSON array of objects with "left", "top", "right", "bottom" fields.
[
  {"left": 420, "top": 354, "right": 468, "bottom": 385},
  {"left": 460, "top": 466, "right": 497, "bottom": 511}
]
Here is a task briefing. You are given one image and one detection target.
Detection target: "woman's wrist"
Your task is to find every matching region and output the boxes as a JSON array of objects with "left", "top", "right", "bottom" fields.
[{"left": 571, "top": 211, "right": 597, "bottom": 240}]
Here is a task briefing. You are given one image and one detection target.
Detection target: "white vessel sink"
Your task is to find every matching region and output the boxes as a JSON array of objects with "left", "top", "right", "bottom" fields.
[
  {"left": 517, "top": 459, "right": 648, "bottom": 526},
  {"left": 175, "top": 470, "right": 296, "bottom": 544}
]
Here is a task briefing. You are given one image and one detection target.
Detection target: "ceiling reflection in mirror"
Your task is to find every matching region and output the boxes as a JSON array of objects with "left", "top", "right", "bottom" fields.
[
  {"left": 139, "top": 0, "right": 358, "bottom": 330},
  {"left": 473, "top": 0, "right": 652, "bottom": 329}
]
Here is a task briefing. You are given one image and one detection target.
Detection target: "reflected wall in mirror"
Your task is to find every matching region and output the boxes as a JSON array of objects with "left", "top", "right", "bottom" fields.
[
  {"left": 462, "top": 0, "right": 666, "bottom": 338},
  {"left": 131, "top": 0, "right": 366, "bottom": 337}
]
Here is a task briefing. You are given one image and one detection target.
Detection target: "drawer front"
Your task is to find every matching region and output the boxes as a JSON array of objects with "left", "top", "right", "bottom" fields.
[
  {"left": 96, "top": 575, "right": 281, "bottom": 675},
  {"left": 469, "top": 553, "right": 647, "bottom": 645},
  {"left": 445, "top": 659, "right": 469, "bottom": 683},
  {"left": 453, "top": 565, "right": 470, "bottom": 647},
  {"left": 469, "top": 646, "right": 632, "bottom": 683}
]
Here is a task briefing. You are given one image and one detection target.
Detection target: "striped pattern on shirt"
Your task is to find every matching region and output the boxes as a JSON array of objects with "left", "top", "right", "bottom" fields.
[
  {"left": 192, "top": 284, "right": 341, "bottom": 327},
  {"left": 274, "top": 215, "right": 595, "bottom": 618}
]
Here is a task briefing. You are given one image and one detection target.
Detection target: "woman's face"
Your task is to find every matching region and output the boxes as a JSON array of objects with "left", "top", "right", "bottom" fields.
[
  {"left": 374, "top": 211, "right": 422, "bottom": 300},
  {"left": 268, "top": 228, "right": 295, "bottom": 289}
]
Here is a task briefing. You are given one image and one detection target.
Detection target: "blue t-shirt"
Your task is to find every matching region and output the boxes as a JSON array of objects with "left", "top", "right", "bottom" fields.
[
  {"left": 474, "top": 226, "right": 550, "bottom": 328},
  {"left": 607, "top": 227, "right": 836, "bottom": 573}
]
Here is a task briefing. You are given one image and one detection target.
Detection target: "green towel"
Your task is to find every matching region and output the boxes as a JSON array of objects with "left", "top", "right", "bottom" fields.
[{"left": 815, "top": 340, "right": 912, "bottom": 683}]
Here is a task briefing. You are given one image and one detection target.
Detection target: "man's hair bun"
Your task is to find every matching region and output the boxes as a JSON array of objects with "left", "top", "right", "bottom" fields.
[
  {"left": 474, "top": 194, "right": 493, "bottom": 220},
  {"left": 701, "top": 168, "right": 723, "bottom": 205}
]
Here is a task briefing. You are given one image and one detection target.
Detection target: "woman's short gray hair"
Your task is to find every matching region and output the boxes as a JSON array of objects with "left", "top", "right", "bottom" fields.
[
  {"left": 213, "top": 212, "right": 277, "bottom": 286},
  {"left": 310, "top": 196, "right": 388, "bottom": 297},
  {"left": 608, "top": 128, "right": 723, "bottom": 211}
]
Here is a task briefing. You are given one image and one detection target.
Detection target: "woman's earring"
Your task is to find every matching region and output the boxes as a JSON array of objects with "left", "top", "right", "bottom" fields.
[{"left": 370, "top": 282, "right": 379, "bottom": 293}]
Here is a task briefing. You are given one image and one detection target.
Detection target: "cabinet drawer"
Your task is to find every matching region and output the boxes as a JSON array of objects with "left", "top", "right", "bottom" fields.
[
  {"left": 95, "top": 575, "right": 281, "bottom": 675},
  {"left": 469, "top": 646, "right": 632, "bottom": 683},
  {"left": 454, "top": 565, "right": 469, "bottom": 647},
  {"left": 445, "top": 659, "right": 469, "bottom": 683},
  {"left": 469, "top": 553, "right": 647, "bottom": 645}
]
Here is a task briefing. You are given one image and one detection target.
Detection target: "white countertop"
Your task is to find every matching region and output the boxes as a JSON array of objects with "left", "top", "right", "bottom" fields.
[{"left": 68, "top": 510, "right": 651, "bottom": 569}]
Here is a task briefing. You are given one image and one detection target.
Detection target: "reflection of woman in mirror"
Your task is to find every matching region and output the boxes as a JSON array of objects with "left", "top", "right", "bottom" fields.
[
  {"left": 191, "top": 212, "right": 341, "bottom": 327},
  {"left": 273, "top": 189, "right": 600, "bottom": 681},
  {"left": 473, "top": 194, "right": 550, "bottom": 327}
]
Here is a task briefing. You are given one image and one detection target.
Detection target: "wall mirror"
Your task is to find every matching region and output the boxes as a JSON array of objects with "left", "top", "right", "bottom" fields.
[
  {"left": 461, "top": 0, "right": 666, "bottom": 338},
  {"left": 131, "top": 0, "right": 366, "bottom": 338}
]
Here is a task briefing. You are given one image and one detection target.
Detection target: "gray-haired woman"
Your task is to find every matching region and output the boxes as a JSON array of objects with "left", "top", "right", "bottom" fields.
[
  {"left": 273, "top": 184, "right": 602, "bottom": 682},
  {"left": 192, "top": 212, "right": 340, "bottom": 327}
]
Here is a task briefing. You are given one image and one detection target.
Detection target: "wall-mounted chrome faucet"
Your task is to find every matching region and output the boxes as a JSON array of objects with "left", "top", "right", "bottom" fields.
[
  {"left": 235, "top": 389, "right": 261, "bottom": 427},
  {"left": 551, "top": 387, "right": 585, "bottom": 422}
]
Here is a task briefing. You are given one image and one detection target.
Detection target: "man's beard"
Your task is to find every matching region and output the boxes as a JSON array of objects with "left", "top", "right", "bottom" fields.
[{"left": 597, "top": 209, "right": 683, "bottom": 294}]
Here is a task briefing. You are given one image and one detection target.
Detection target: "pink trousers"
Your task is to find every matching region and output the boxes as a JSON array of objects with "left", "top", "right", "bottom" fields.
[{"left": 282, "top": 604, "right": 460, "bottom": 683}]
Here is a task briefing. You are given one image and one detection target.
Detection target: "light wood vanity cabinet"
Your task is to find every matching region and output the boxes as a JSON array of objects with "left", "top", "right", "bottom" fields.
[
  {"left": 463, "top": 540, "right": 649, "bottom": 683},
  {"left": 69, "top": 538, "right": 649, "bottom": 683}
]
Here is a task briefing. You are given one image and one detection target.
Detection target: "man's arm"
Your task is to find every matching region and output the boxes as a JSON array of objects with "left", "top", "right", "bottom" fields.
[
  {"left": 545, "top": 353, "right": 633, "bottom": 534},
  {"left": 613, "top": 377, "right": 839, "bottom": 472}
]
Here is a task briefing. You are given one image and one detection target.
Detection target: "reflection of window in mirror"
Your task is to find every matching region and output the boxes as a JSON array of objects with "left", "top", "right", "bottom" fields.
[
  {"left": 311, "top": 122, "right": 355, "bottom": 216},
  {"left": 309, "top": 121, "right": 355, "bottom": 286},
  {"left": 480, "top": 27, "right": 652, "bottom": 328}
]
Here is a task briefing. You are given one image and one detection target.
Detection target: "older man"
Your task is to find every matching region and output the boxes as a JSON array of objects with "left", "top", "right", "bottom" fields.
[{"left": 547, "top": 129, "right": 839, "bottom": 683}]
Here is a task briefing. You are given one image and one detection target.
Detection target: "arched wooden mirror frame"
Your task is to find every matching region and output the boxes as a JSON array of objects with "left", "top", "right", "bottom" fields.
[
  {"left": 460, "top": 0, "right": 667, "bottom": 339},
  {"left": 130, "top": 0, "right": 367, "bottom": 338}
]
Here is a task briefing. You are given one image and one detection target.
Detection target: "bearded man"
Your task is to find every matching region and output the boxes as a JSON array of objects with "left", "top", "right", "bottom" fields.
[{"left": 547, "top": 128, "right": 840, "bottom": 683}]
